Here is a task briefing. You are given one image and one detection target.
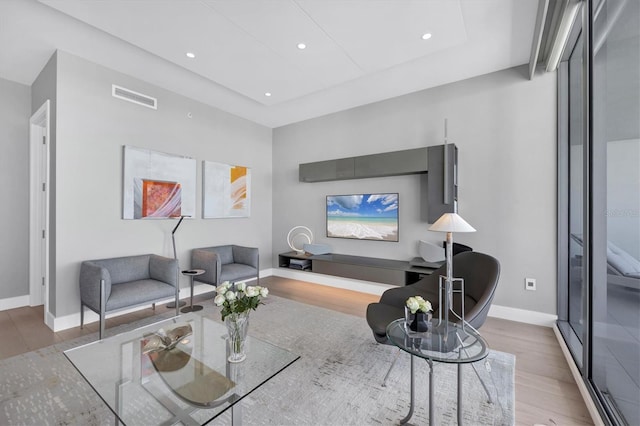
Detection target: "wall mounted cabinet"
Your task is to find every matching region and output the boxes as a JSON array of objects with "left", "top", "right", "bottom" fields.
[
  {"left": 299, "top": 144, "right": 457, "bottom": 223},
  {"left": 299, "top": 158, "right": 354, "bottom": 182},
  {"left": 425, "top": 144, "right": 457, "bottom": 222}
]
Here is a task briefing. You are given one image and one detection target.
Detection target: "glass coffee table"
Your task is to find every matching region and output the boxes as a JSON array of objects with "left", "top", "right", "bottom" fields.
[
  {"left": 64, "top": 312, "right": 299, "bottom": 425},
  {"left": 386, "top": 319, "right": 489, "bottom": 426}
]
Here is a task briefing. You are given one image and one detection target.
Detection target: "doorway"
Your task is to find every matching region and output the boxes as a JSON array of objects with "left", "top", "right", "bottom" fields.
[{"left": 29, "top": 100, "right": 51, "bottom": 326}]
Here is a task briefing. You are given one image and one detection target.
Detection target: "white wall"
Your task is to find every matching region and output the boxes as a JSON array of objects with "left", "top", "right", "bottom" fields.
[
  {"left": 273, "top": 65, "right": 558, "bottom": 315},
  {"left": 0, "top": 77, "right": 30, "bottom": 299},
  {"left": 53, "top": 51, "right": 272, "bottom": 318}
]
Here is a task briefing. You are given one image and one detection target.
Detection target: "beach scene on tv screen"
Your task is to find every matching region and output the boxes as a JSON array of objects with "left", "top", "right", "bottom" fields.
[{"left": 327, "top": 193, "right": 398, "bottom": 241}]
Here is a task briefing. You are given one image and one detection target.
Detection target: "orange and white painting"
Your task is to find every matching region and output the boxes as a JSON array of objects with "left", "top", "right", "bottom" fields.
[
  {"left": 135, "top": 179, "right": 181, "bottom": 218},
  {"left": 203, "top": 161, "right": 251, "bottom": 218},
  {"left": 123, "top": 146, "right": 196, "bottom": 219}
]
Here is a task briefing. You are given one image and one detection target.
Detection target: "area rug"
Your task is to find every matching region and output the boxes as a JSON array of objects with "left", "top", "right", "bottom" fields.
[{"left": 0, "top": 296, "right": 515, "bottom": 425}]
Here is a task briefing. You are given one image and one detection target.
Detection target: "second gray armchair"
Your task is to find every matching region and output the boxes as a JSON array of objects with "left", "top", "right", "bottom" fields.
[{"left": 191, "top": 245, "right": 259, "bottom": 287}]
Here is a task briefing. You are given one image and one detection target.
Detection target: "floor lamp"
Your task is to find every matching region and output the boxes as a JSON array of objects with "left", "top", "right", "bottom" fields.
[
  {"left": 167, "top": 215, "right": 190, "bottom": 308},
  {"left": 428, "top": 213, "right": 476, "bottom": 336}
]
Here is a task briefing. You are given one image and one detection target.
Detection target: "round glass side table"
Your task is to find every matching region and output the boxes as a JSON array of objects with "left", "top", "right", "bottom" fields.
[{"left": 386, "top": 318, "right": 489, "bottom": 425}]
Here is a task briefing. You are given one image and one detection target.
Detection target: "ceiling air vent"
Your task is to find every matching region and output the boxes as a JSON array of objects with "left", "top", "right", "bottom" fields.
[{"left": 111, "top": 84, "right": 157, "bottom": 110}]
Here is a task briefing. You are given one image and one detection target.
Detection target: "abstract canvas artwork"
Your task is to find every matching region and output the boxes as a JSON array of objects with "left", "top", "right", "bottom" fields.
[
  {"left": 203, "top": 161, "right": 251, "bottom": 218},
  {"left": 123, "top": 146, "right": 196, "bottom": 219},
  {"left": 135, "top": 179, "right": 181, "bottom": 218}
]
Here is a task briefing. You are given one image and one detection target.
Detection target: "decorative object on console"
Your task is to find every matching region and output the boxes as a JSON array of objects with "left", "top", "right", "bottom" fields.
[
  {"left": 302, "top": 243, "right": 331, "bottom": 255},
  {"left": 214, "top": 281, "right": 269, "bottom": 363},
  {"left": 409, "top": 240, "right": 446, "bottom": 268},
  {"left": 203, "top": 161, "right": 251, "bottom": 218},
  {"left": 326, "top": 193, "right": 399, "bottom": 242},
  {"left": 287, "top": 226, "right": 314, "bottom": 254},
  {"left": 289, "top": 258, "right": 311, "bottom": 270},
  {"left": 418, "top": 240, "right": 445, "bottom": 262},
  {"left": 428, "top": 212, "right": 476, "bottom": 334},
  {"left": 122, "top": 145, "right": 196, "bottom": 219}
]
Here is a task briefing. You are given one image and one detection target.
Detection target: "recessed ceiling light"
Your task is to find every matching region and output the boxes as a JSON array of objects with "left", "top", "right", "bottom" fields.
[
  {"left": 297, "top": 43, "right": 307, "bottom": 50},
  {"left": 421, "top": 33, "right": 432, "bottom": 40},
  {"left": 186, "top": 52, "right": 196, "bottom": 59},
  {"left": 265, "top": 92, "right": 272, "bottom": 97}
]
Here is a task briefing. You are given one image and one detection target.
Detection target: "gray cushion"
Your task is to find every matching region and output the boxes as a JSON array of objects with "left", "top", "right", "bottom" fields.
[
  {"left": 233, "top": 245, "right": 259, "bottom": 267},
  {"left": 607, "top": 241, "right": 640, "bottom": 278},
  {"left": 107, "top": 279, "right": 175, "bottom": 311},
  {"left": 216, "top": 246, "right": 234, "bottom": 265},
  {"left": 149, "top": 254, "right": 178, "bottom": 286},
  {"left": 92, "top": 255, "right": 151, "bottom": 284},
  {"left": 220, "top": 263, "right": 258, "bottom": 282}
]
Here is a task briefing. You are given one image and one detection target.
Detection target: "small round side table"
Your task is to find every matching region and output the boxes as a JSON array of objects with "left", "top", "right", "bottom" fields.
[{"left": 180, "top": 269, "right": 206, "bottom": 313}]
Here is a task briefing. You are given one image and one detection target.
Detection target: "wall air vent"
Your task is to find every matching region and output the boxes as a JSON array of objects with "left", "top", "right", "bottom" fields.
[{"left": 111, "top": 84, "right": 157, "bottom": 110}]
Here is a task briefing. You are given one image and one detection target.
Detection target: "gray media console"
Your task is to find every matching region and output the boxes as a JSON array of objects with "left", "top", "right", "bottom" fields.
[{"left": 278, "top": 252, "right": 438, "bottom": 286}]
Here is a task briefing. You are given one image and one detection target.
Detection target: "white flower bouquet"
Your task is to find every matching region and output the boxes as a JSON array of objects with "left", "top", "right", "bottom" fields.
[
  {"left": 405, "top": 295, "right": 432, "bottom": 314},
  {"left": 405, "top": 295, "right": 432, "bottom": 332},
  {"left": 213, "top": 281, "right": 269, "bottom": 321}
]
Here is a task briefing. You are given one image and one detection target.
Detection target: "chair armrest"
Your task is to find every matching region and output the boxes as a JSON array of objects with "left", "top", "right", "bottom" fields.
[
  {"left": 379, "top": 285, "right": 414, "bottom": 307},
  {"left": 80, "top": 261, "right": 112, "bottom": 310},
  {"left": 378, "top": 273, "right": 440, "bottom": 307},
  {"left": 191, "top": 249, "right": 221, "bottom": 285},
  {"left": 232, "top": 245, "right": 259, "bottom": 269},
  {"left": 149, "top": 255, "right": 179, "bottom": 287}
]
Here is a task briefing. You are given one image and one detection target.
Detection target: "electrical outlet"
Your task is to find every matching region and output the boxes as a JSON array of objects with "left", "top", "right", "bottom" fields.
[{"left": 525, "top": 278, "right": 536, "bottom": 291}]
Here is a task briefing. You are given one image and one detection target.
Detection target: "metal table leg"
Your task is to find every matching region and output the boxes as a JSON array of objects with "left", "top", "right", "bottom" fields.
[
  {"left": 458, "top": 363, "right": 463, "bottom": 425},
  {"left": 428, "top": 358, "right": 434, "bottom": 426},
  {"left": 181, "top": 275, "right": 203, "bottom": 313},
  {"left": 400, "top": 355, "right": 415, "bottom": 424}
]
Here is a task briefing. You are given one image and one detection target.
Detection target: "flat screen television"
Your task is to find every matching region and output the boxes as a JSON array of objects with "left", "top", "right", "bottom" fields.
[{"left": 326, "top": 193, "right": 399, "bottom": 242}]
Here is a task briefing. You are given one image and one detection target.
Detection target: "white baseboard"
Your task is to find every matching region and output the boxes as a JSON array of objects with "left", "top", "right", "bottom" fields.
[
  {"left": 0, "top": 294, "right": 30, "bottom": 311},
  {"left": 488, "top": 304, "right": 557, "bottom": 327},
  {"left": 270, "top": 267, "right": 556, "bottom": 327},
  {"left": 45, "top": 310, "right": 55, "bottom": 330},
  {"left": 553, "top": 325, "right": 605, "bottom": 426}
]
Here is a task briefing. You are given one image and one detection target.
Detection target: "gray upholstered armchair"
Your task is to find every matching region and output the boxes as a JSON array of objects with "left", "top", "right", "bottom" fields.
[
  {"left": 79, "top": 254, "right": 179, "bottom": 339},
  {"left": 367, "top": 251, "right": 500, "bottom": 343},
  {"left": 191, "top": 245, "right": 259, "bottom": 286},
  {"left": 366, "top": 251, "right": 500, "bottom": 385}
]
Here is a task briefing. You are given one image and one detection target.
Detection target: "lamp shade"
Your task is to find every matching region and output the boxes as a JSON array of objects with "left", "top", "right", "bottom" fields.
[{"left": 428, "top": 213, "right": 476, "bottom": 233}]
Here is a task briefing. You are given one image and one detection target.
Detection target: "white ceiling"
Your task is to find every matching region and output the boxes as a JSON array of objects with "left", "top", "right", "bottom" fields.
[{"left": 0, "top": 0, "right": 538, "bottom": 128}]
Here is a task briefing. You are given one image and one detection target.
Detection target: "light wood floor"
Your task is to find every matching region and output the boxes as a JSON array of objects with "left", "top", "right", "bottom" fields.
[{"left": 0, "top": 276, "right": 593, "bottom": 425}]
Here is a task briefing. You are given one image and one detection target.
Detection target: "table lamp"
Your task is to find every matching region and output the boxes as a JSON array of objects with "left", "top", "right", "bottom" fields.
[{"left": 428, "top": 213, "right": 476, "bottom": 331}]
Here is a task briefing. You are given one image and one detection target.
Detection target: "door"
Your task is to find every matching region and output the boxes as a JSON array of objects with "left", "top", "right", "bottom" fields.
[{"left": 29, "top": 100, "right": 50, "bottom": 321}]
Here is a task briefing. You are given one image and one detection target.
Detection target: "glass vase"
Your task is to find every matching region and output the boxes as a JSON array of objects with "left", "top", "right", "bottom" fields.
[
  {"left": 225, "top": 311, "right": 250, "bottom": 363},
  {"left": 405, "top": 307, "right": 432, "bottom": 333}
]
